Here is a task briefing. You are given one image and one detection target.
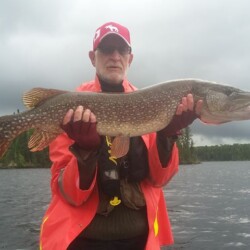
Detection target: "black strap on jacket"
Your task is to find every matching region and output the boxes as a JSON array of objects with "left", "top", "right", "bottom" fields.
[{"left": 97, "top": 78, "right": 149, "bottom": 199}]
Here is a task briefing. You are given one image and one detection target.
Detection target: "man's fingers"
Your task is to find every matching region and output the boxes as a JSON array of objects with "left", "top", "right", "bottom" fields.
[
  {"left": 176, "top": 104, "right": 183, "bottom": 115},
  {"left": 64, "top": 106, "right": 96, "bottom": 124},
  {"left": 82, "top": 109, "right": 97, "bottom": 123},
  {"left": 63, "top": 109, "right": 74, "bottom": 125},
  {"left": 90, "top": 112, "right": 97, "bottom": 123},
  {"left": 186, "top": 94, "right": 194, "bottom": 111},
  {"left": 82, "top": 109, "right": 91, "bottom": 122},
  {"left": 74, "top": 106, "right": 84, "bottom": 122},
  {"left": 195, "top": 100, "right": 203, "bottom": 115},
  {"left": 176, "top": 94, "right": 202, "bottom": 115},
  {"left": 181, "top": 97, "right": 188, "bottom": 112}
]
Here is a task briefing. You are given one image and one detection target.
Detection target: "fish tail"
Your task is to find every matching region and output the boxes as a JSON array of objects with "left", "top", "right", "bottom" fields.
[{"left": 0, "top": 114, "right": 24, "bottom": 158}]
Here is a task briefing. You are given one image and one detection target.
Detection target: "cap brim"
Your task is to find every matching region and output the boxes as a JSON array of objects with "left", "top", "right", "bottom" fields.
[{"left": 98, "top": 32, "right": 131, "bottom": 47}]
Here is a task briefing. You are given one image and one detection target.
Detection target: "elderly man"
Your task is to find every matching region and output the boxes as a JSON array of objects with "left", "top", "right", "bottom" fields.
[{"left": 40, "top": 22, "right": 202, "bottom": 250}]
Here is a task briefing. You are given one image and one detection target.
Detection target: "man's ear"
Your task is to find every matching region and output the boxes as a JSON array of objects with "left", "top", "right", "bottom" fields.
[
  {"left": 89, "top": 51, "right": 96, "bottom": 66},
  {"left": 128, "top": 53, "right": 134, "bottom": 66}
]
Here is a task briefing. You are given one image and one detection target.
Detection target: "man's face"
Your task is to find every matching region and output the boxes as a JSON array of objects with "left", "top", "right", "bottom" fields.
[{"left": 89, "top": 35, "right": 133, "bottom": 85}]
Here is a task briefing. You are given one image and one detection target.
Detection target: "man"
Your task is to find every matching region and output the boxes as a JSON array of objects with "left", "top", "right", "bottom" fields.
[{"left": 39, "top": 22, "right": 202, "bottom": 250}]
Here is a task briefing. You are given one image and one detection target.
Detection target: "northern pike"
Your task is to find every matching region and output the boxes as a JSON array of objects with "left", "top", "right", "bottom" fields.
[{"left": 1, "top": 79, "right": 250, "bottom": 158}]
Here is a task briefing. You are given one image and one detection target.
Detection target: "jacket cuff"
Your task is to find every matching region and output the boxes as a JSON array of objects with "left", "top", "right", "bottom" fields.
[
  {"left": 69, "top": 143, "right": 99, "bottom": 165},
  {"left": 156, "top": 133, "right": 178, "bottom": 167}
]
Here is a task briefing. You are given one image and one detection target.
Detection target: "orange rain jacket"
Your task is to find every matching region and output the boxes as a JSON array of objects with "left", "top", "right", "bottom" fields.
[{"left": 39, "top": 77, "right": 179, "bottom": 250}]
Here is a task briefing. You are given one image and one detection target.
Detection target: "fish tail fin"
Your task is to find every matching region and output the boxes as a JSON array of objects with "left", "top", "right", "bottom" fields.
[{"left": 0, "top": 114, "right": 23, "bottom": 158}]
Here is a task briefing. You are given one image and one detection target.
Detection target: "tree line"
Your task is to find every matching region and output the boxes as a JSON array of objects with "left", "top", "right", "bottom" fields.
[
  {"left": 178, "top": 128, "right": 250, "bottom": 163},
  {"left": 0, "top": 127, "right": 249, "bottom": 168},
  {"left": 195, "top": 144, "right": 250, "bottom": 161}
]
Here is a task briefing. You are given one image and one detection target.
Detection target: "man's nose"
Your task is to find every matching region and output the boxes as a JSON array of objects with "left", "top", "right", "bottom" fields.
[{"left": 110, "top": 49, "right": 121, "bottom": 60}]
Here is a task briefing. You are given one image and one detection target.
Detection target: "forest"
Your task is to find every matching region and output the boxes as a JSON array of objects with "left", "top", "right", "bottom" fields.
[
  {"left": 177, "top": 127, "right": 250, "bottom": 163},
  {"left": 0, "top": 127, "right": 250, "bottom": 168}
]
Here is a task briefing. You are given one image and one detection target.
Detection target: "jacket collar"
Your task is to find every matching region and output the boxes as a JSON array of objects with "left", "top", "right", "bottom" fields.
[{"left": 93, "top": 75, "right": 134, "bottom": 93}]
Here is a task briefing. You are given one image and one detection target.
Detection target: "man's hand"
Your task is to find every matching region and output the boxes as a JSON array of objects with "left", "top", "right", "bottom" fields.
[
  {"left": 60, "top": 106, "right": 101, "bottom": 150},
  {"left": 175, "top": 94, "right": 203, "bottom": 115},
  {"left": 160, "top": 94, "right": 203, "bottom": 137}
]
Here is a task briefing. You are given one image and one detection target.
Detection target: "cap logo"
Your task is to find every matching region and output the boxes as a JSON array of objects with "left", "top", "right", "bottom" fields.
[{"left": 105, "top": 24, "right": 119, "bottom": 33}]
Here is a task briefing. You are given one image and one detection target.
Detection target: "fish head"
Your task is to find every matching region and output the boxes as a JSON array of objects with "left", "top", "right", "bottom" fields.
[{"left": 195, "top": 84, "right": 250, "bottom": 124}]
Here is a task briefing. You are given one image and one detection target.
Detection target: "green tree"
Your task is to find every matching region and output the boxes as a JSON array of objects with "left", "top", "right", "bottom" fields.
[{"left": 177, "top": 127, "right": 198, "bottom": 164}]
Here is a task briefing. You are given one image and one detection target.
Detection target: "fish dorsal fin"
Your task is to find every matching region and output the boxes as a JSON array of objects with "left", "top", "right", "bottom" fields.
[
  {"left": 110, "top": 135, "right": 130, "bottom": 158},
  {"left": 28, "top": 127, "right": 62, "bottom": 152},
  {"left": 23, "top": 88, "right": 68, "bottom": 109}
]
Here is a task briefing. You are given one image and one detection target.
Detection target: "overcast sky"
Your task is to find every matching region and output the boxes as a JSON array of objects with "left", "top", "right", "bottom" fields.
[{"left": 1, "top": 0, "right": 250, "bottom": 146}]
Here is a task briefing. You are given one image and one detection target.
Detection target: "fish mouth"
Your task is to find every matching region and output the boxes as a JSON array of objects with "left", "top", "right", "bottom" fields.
[
  {"left": 229, "top": 106, "right": 250, "bottom": 119},
  {"left": 220, "top": 105, "right": 250, "bottom": 122}
]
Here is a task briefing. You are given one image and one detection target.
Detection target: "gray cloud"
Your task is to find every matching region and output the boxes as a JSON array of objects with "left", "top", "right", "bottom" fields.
[{"left": 1, "top": 0, "right": 250, "bottom": 145}]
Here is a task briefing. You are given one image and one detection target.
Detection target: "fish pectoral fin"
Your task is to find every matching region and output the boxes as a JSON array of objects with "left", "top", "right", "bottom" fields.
[
  {"left": 28, "top": 128, "right": 61, "bottom": 152},
  {"left": 110, "top": 135, "right": 130, "bottom": 158},
  {"left": 0, "top": 138, "right": 12, "bottom": 159}
]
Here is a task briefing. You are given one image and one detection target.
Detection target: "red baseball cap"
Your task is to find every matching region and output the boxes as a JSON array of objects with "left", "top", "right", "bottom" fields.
[{"left": 93, "top": 22, "right": 131, "bottom": 50}]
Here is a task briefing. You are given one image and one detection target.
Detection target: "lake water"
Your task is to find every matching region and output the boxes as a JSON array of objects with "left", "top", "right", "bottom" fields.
[
  {"left": 164, "top": 161, "right": 250, "bottom": 250},
  {"left": 0, "top": 161, "right": 249, "bottom": 250}
]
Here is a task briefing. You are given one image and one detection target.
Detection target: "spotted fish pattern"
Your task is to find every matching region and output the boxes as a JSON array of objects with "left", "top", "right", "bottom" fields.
[{"left": 1, "top": 79, "right": 250, "bottom": 158}]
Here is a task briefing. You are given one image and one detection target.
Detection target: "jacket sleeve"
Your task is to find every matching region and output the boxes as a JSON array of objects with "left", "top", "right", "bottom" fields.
[
  {"left": 142, "top": 133, "right": 179, "bottom": 187},
  {"left": 49, "top": 133, "right": 98, "bottom": 206}
]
